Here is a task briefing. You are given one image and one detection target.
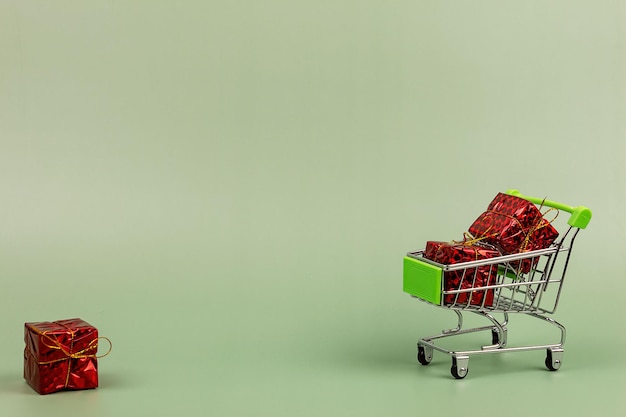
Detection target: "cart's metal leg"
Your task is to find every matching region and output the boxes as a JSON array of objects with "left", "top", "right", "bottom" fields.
[
  {"left": 526, "top": 313, "right": 566, "bottom": 346},
  {"left": 523, "top": 313, "right": 566, "bottom": 371},
  {"left": 442, "top": 310, "right": 463, "bottom": 334},
  {"left": 479, "top": 312, "right": 509, "bottom": 350}
]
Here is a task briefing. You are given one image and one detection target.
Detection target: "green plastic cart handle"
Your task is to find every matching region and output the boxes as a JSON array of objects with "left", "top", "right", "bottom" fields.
[{"left": 506, "top": 189, "right": 592, "bottom": 229}]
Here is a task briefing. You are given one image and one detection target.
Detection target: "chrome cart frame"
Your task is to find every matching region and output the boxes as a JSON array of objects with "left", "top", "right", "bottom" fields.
[{"left": 404, "top": 190, "right": 591, "bottom": 379}]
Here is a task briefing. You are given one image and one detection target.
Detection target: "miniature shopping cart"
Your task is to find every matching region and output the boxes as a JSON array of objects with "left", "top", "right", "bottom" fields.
[{"left": 403, "top": 189, "right": 591, "bottom": 379}]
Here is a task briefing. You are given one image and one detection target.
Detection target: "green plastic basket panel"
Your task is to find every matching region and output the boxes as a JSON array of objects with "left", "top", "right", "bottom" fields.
[{"left": 403, "top": 256, "right": 442, "bottom": 305}]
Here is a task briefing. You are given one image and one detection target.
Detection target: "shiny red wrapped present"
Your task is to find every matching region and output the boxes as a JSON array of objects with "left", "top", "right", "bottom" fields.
[
  {"left": 24, "top": 318, "right": 107, "bottom": 395},
  {"left": 424, "top": 241, "right": 500, "bottom": 307},
  {"left": 469, "top": 193, "right": 559, "bottom": 273}
]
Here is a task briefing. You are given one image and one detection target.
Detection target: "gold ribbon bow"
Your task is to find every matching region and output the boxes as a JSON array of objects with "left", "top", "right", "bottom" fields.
[{"left": 518, "top": 207, "right": 559, "bottom": 252}]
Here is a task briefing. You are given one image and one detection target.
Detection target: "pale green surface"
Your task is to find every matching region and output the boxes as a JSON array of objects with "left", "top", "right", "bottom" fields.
[{"left": 1, "top": 1, "right": 625, "bottom": 416}]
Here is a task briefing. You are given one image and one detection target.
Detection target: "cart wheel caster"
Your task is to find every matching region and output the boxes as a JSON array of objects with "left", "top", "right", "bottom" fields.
[
  {"left": 491, "top": 330, "right": 499, "bottom": 345},
  {"left": 451, "top": 356, "right": 469, "bottom": 379},
  {"left": 417, "top": 345, "right": 433, "bottom": 365},
  {"left": 545, "top": 348, "right": 563, "bottom": 371}
]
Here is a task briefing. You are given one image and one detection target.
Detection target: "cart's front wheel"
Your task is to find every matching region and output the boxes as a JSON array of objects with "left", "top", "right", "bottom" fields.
[
  {"left": 451, "top": 356, "right": 469, "bottom": 379},
  {"left": 417, "top": 345, "right": 433, "bottom": 365}
]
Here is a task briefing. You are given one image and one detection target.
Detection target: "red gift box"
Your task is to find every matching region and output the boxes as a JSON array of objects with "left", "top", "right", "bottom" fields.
[
  {"left": 424, "top": 241, "right": 500, "bottom": 307},
  {"left": 469, "top": 193, "right": 559, "bottom": 273},
  {"left": 24, "top": 318, "right": 107, "bottom": 395}
]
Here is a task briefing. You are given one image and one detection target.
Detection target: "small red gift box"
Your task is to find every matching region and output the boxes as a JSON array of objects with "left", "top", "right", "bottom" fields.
[
  {"left": 24, "top": 318, "right": 107, "bottom": 395},
  {"left": 469, "top": 193, "right": 559, "bottom": 273},
  {"left": 424, "top": 241, "right": 500, "bottom": 307}
]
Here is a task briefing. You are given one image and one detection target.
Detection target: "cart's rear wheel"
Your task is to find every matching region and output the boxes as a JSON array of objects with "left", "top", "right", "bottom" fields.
[
  {"left": 417, "top": 345, "right": 432, "bottom": 365},
  {"left": 545, "top": 349, "right": 563, "bottom": 371},
  {"left": 491, "top": 330, "right": 499, "bottom": 345},
  {"left": 451, "top": 357, "right": 469, "bottom": 379}
]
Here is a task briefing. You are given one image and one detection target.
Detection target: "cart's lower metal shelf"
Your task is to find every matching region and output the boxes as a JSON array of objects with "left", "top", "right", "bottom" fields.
[{"left": 415, "top": 309, "right": 566, "bottom": 378}]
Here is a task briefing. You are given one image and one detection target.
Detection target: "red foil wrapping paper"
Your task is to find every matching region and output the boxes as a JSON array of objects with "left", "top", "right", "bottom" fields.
[
  {"left": 24, "top": 318, "right": 99, "bottom": 395},
  {"left": 486, "top": 192, "right": 543, "bottom": 222},
  {"left": 468, "top": 193, "right": 559, "bottom": 273},
  {"left": 424, "top": 241, "right": 500, "bottom": 307}
]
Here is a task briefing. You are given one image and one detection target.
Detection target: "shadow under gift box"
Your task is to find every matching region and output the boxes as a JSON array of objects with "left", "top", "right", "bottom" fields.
[{"left": 24, "top": 319, "right": 100, "bottom": 395}]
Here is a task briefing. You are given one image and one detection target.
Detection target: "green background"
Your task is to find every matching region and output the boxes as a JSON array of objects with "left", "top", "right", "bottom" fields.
[{"left": 1, "top": 1, "right": 624, "bottom": 416}]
